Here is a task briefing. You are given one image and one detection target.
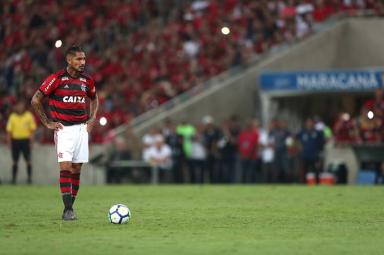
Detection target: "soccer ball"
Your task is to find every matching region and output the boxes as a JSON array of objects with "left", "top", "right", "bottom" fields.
[{"left": 108, "top": 204, "right": 131, "bottom": 224}]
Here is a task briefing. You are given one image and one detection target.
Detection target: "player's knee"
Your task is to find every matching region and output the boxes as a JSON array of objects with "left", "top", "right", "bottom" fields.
[
  {"left": 72, "top": 164, "right": 82, "bottom": 173},
  {"left": 59, "top": 162, "right": 72, "bottom": 171}
]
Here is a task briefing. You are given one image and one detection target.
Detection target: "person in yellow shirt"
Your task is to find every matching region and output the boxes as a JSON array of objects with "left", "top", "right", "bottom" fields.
[{"left": 6, "top": 101, "right": 37, "bottom": 184}]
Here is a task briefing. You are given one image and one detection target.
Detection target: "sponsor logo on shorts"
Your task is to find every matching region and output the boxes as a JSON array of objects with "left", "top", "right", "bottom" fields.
[{"left": 58, "top": 152, "right": 63, "bottom": 158}]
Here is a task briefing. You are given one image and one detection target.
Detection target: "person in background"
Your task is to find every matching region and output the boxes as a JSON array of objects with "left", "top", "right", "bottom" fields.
[
  {"left": 218, "top": 115, "right": 240, "bottom": 183},
  {"left": 176, "top": 120, "right": 196, "bottom": 162},
  {"left": 163, "top": 120, "right": 185, "bottom": 183},
  {"left": 189, "top": 131, "right": 207, "bottom": 184},
  {"left": 333, "top": 113, "right": 359, "bottom": 145},
  {"left": 297, "top": 118, "right": 325, "bottom": 184},
  {"left": 259, "top": 121, "right": 276, "bottom": 183},
  {"left": 6, "top": 101, "right": 36, "bottom": 184},
  {"left": 270, "top": 119, "right": 291, "bottom": 183},
  {"left": 238, "top": 119, "right": 259, "bottom": 183},
  {"left": 144, "top": 135, "right": 173, "bottom": 183},
  {"left": 314, "top": 116, "right": 333, "bottom": 142},
  {"left": 142, "top": 127, "right": 160, "bottom": 157},
  {"left": 355, "top": 105, "right": 381, "bottom": 143},
  {"left": 201, "top": 115, "right": 222, "bottom": 183}
]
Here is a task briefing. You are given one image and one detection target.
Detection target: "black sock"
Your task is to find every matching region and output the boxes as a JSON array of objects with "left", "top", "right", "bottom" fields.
[
  {"left": 62, "top": 194, "right": 73, "bottom": 210},
  {"left": 12, "top": 164, "right": 17, "bottom": 184},
  {"left": 27, "top": 164, "right": 32, "bottom": 184}
]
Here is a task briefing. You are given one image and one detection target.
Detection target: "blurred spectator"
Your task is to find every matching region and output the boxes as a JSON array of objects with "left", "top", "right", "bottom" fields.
[
  {"left": 259, "top": 121, "right": 276, "bottom": 183},
  {"left": 201, "top": 115, "right": 222, "bottom": 183},
  {"left": 238, "top": 119, "right": 259, "bottom": 183},
  {"left": 142, "top": 127, "right": 160, "bottom": 157},
  {"left": 270, "top": 119, "right": 291, "bottom": 183},
  {"left": 218, "top": 115, "right": 240, "bottom": 183},
  {"left": 189, "top": 131, "right": 207, "bottom": 183},
  {"left": 333, "top": 112, "right": 358, "bottom": 145},
  {"left": 297, "top": 118, "right": 325, "bottom": 184},
  {"left": 1, "top": 0, "right": 373, "bottom": 144},
  {"left": 143, "top": 134, "right": 173, "bottom": 182},
  {"left": 163, "top": 120, "right": 185, "bottom": 183},
  {"left": 355, "top": 105, "right": 381, "bottom": 143},
  {"left": 176, "top": 120, "right": 196, "bottom": 159}
]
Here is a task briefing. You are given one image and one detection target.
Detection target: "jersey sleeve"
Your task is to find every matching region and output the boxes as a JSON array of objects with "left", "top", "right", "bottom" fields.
[
  {"left": 39, "top": 74, "right": 59, "bottom": 96},
  {"left": 87, "top": 78, "right": 97, "bottom": 100}
]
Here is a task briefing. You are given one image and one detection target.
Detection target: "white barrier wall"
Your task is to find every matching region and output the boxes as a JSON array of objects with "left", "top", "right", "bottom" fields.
[{"left": 0, "top": 144, "right": 105, "bottom": 185}]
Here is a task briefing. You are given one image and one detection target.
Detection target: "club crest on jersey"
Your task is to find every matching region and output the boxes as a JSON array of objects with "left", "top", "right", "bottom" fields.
[
  {"left": 63, "top": 96, "right": 86, "bottom": 103},
  {"left": 80, "top": 77, "right": 87, "bottom": 82},
  {"left": 61, "top": 77, "right": 69, "bottom": 81}
]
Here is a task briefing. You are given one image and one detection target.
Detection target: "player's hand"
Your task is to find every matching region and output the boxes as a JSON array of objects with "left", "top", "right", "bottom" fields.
[
  {"left": 46, "top": 121, "right": 64, "bottom": 130},
  {"left": 86, "top": 120, "right": 95, "bottom": 133}
]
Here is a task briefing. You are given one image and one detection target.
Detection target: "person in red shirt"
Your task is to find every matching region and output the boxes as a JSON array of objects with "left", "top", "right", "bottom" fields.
[
  {"left": 333, "top": 113, "right": 359, "bottom": 145},
  {"left": 238, "top": 119, "right": 259, "bottom": 183},
  {"left": 31, "top": 45, "right": 99, "bottom": 220}
]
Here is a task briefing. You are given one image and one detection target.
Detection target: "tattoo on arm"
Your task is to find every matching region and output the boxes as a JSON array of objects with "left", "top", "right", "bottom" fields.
[
  {"left": 88, "top": 94, "right": 99, "bottom": 123},
  {"left": 31, "top": 90, "right": 50, "bottom": 127}
]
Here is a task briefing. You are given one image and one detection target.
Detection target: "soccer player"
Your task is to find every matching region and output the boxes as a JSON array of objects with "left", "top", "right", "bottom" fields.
[
  {"left": 31, "top": 45, "right": 99, "bottom": 220},
  {"left": 6, "top": 100, "right": 37, "bottom": 184}
]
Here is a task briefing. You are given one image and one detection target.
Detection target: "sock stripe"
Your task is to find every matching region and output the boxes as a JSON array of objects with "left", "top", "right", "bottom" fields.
[
  {"left": 61, "top": 178, "right": 72, "bottom": 183},
  {"left": 60, "top": 170, "right": 72, "bottom": 194},
  {"left": 71, "top": 172, "right": 81, "bottom": 198},
  {"left": 61, "top": 187, "right": 71, "bottom": 193}
]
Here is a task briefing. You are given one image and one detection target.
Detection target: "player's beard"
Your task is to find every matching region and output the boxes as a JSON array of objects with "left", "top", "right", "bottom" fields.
[{"left": 77, "top": 66, "right": 85, "bottom": 73}]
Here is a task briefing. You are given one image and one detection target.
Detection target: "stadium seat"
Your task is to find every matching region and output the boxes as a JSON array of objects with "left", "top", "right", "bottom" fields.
[{"left": 356, "top": 170, "right": 376, "bottom": 185}]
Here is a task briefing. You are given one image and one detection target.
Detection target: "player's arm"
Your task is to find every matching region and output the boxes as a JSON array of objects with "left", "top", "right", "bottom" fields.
[
  {"left": 31, "top": 90, "right": 63, "bottom": 130},
  {"left": 86, "top": 93, "right": 99, "bottom": 132}
]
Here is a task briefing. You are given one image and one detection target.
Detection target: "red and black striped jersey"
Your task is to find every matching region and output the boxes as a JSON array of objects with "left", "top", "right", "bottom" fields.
[{"left": 39, "top": 69, "right": 97, "bottom": 126}]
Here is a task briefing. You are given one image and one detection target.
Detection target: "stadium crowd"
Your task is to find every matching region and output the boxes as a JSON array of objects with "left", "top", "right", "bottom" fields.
[
  {"left": 105, "top": 88, "right": 384, "bottom": 184},
  {"left": 1, "top": 0, "right": 382, "bottom": 144}
]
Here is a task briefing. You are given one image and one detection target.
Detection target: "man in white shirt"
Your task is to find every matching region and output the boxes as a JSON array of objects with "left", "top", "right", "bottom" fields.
[{"left": 144, "top": 135, "right": 172, "bottom": 182}]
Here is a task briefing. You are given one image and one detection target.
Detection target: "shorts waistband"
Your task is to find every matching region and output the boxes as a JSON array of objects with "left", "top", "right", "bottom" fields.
[{"left": 55, "top": 120, "right": 86, "bottom": 126}]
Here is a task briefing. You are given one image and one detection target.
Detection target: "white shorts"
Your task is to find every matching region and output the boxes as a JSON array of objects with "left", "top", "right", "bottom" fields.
[{"left": 54, "top": 123, "right": 89, "bottom": 163}]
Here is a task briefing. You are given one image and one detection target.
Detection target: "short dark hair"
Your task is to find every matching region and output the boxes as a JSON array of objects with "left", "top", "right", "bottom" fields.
[{"left": 65, "top": 45, "right": 84, "bottom": 57}]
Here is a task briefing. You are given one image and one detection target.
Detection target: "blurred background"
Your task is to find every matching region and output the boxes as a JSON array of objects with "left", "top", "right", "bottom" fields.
[{"left": 1, "top": 0, "right": 384, "bottom": 185}]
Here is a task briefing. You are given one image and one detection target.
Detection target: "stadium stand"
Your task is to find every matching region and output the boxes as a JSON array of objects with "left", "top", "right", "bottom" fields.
[
  {"left": 2, "top": 0, "right": 384, "bottom": 185},
  {"left": 1, "top": 0, "right": 381, "bottom": 144}
]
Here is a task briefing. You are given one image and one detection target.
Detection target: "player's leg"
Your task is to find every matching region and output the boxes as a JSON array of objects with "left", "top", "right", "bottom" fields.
[
  {"left": 11, "top": 140, "right": 21, "bottom": 184},
  {"left": 21, "top": 139, "right": 32, "bottom": 184},
  {"left": 71, "top": 124, "right": 89, "bottom": 207},
  {"left": 59, "top": 161, "right": 73, "bottom": 210},
  {"left": 71, "top": 163, "right": 82, "bottom": 205},
  {"left": 55, "top": 127, "right": 77, "bottom": 220}
]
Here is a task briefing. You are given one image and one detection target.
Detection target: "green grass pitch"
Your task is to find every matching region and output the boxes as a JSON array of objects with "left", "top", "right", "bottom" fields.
[{"left": 1, "top": 185, "right": 384, "bottom": 255}]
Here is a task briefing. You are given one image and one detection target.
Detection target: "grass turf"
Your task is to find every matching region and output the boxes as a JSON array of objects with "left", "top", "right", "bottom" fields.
[{"left": 0, "top": 185, "right": 383, "bottom": 255}]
